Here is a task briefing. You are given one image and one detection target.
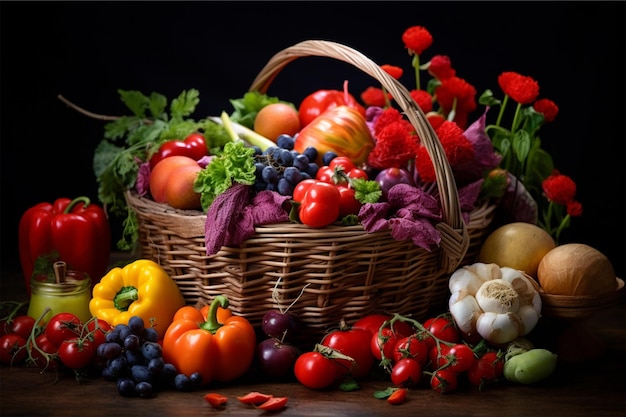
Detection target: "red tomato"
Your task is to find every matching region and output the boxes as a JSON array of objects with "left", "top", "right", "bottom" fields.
[
  {"left": 28, "top": 333, "right": 60, "bottom": 371},
  {"left": 467, "top": 351, "right": 504, "bottom": 387},
  {"left": 371, "top": 327, "right": 403, "bottom": 361},
  {"left": 353, "top": 315, "right": 414, "bottom": 339},
  {"left": 294, "top": 351, "right": 337, "bottom": 390},
  {"left": 393, "top": 334, "right": 429, "bottom": 367},
  {"left": 9, "top": 315, "right": 36, "bottom": 340},
  {"left": 321, "top": 327, "right": 375, "bottom": 379},
  {"left": 430, "top": 369, "right": 458, "bottom": 394},
  {"left": 430, "top": 344, "right": 451, "bottom": 369},
  {"left": 298, "top": 89, "right": 366, "bottom": 128},
  {"left": 423, "top": 316, "right": 460, "bottom": 349},
  {"left": 328, "top": 156, "right": 356, "bottom": 172},
  {"left": 315, "top": 165, "right": 335, "bottom": 184},
  {"left": 444, "top": 344, "right": 476, "bottom": 373},
  {"left": 337, "top": 186, "right": 362, "bottom": 217},
  {"left": 85, "top": 318, "right": 112, "bottom": 347},
  {"left": 329, "top": 157, "right": 368, "bottom": 180},
  {"left": 57, "top": 338, "right": 95, "bottom": 370},
  {"left": 391, "top": 357, "right": 422, "bottom": 387},
  {"left": 0, "top": 333, "right": 27, "bottom": 365},
  {"left": 45, "top": 313, "right": 83, "bottom": 349}
]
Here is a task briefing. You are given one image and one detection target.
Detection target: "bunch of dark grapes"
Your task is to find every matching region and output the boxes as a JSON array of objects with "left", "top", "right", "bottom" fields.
[
  {"left": 96, "top": 316, "right": 201, "bottom": 398},
  {"left": 252, "top": 134, "right": 321, "bottom": 196}
]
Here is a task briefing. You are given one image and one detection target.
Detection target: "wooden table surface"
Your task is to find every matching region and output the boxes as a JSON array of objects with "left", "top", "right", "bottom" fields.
[{"left": 1, "top": 264, "right": 624, "bottom": 417}]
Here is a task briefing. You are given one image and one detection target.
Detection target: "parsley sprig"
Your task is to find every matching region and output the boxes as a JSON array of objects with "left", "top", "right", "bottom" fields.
[{"left": 88, "top": 89, "right": 231, "bottom": 250}]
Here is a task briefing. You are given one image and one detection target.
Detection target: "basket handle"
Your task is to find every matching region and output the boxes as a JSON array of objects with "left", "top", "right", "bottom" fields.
[{"left": 248, "top": 40, "right": 469, "bottom": 271}]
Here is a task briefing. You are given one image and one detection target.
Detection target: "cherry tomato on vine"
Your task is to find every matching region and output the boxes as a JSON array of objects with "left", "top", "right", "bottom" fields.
[
  {"left": 353, "top": 315, "right": 414, "bottom": 339},
  {"left": 430, "top": 369, "right": 458, "bottom": 394},
  {"left": 443, "top": 343, "right": 476, "bottom": 373},
  {"left": 467, "top": 351, "right": 504, "bottom": 387},
  {"left": 58, "top": 338, "right": 95, "bottom": 370},
  {"left": 9, "top": 315, "right": 36, "bottom": 340},
  {"left": 391, "top": 357, "right": 422, "bottom": 387},
  {"left": 45, "top": 312, "right": 83, "bottom": 347},
  {"left": 371, "top": 327, "right": 403, "bottom": 361},
  {"left": 393, "top": 334, "right": 429, "bottom": 367},
  {"left": 85, "top": 318, "right": 112, "bottom": 347},
  {"left": 430, "top": 343, "right": 450, "bottom": 368},
  {"left": 294, "top": 351, "right": 337, "bottom": 390},
  {"left": 28, "top": 333, "right": 60, "bottom": 371},
  {"left": 0, "top": 333, "right": 27, "bottom": 365},
  {"left": 423, "top": 316, "right": 460, "bottom": 349},
  {"left": 321, "top": 327, "right": 374, "bottom": 379}
]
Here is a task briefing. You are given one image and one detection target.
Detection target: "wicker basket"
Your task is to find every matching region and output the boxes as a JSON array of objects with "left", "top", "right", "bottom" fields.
[{"left": 126, "top": 40, "right": 496, "bottom": 346}]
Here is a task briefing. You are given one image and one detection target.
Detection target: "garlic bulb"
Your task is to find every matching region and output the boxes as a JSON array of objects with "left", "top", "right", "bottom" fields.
[{"left": 448, "top": 263, "right": 542, "bottom": 344}]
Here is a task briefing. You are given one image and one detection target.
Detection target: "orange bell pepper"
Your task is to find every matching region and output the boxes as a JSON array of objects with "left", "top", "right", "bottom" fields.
[{"left": 162, "top": 295, "right": 256, "bottom": 385}]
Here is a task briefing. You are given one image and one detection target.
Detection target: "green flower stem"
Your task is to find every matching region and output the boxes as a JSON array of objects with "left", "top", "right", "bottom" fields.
[
  {"left": 495, "top": 95, "right": 510, "bottom": 127},
  {"left": 412, "top": 54, "right": 421, "bottom": 91},
  {"left": 511, "top": 102, "right": 523, "bottom": 133}
]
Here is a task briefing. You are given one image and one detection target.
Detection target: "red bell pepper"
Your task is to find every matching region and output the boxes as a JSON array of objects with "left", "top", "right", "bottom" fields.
[
  {"left": 298, "top": 81, "right": 366, "bottom": 128},
  {"left": 18, "top": 196, "right": 111, "bottom": 294},
  {"left": 149, "top": 132, "right": 208, "bottom": 169},
  {"left": 292, "top": 179, "right": 341, "bottom": 228}
]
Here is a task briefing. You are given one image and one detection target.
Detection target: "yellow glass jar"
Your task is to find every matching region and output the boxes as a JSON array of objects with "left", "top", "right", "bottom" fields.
[{"left": 27, "top": 269, "right": 92, "bottom": 324}]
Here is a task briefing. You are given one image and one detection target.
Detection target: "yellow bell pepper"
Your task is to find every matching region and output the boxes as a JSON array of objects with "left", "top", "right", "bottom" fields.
[{"left": 89, "top": 259, "right": 185, "bottom": 339}]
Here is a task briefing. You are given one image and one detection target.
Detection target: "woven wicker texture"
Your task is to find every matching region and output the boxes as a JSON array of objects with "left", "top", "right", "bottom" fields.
[{"left": 127, "top": 40, "right": 496, "bottom": 346}]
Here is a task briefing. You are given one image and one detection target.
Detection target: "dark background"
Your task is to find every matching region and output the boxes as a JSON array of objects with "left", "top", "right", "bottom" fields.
[{"left": 1, "top": 2, "right": 624, "bottom": 282}]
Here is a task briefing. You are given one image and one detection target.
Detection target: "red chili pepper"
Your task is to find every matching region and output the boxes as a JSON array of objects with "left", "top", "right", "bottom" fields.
[
  {"left": 18, "top": 196, "right": 111, "bottom": 294},
  {"left": 204, "top": 392, "right": 228, "bottom": 408},
  {"left": 387, "top": 388, "right": 408, "bottom": 405},
  {"left": 149, "top": 132, "right": 208, "bottom": 169},
  {"left": 258, "top": 396, "right": 288, "bottom": 411},
  {"left": 298, "top": 81, "right": 366, "bottom": 128}
]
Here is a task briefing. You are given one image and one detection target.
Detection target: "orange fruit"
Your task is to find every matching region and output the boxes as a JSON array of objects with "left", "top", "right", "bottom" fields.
[
  {"left": 149, "top": 155, "right": 199, "bottom": 204},
  {"left": 254, "top": 103, "right": 301, "bottom": 142},
  {"left": 164, "top": 164, "right": 202, "bottom": 210}
]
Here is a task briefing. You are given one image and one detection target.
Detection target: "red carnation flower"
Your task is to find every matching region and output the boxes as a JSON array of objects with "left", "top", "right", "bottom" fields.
[
  {"left": 367, "top": 120, "right": 420, "bottom": 169},
  {"left": 542, "top": 172, "right": 577, "bottom": 205},
  {"left": 361, "top": 87, "right": 388, "bottom": 107},
  {"left": 427, "top": 55, "right": 456, "bottom": 80},
  {"left": 434, "top": 76, "right": 477, "bottom": 128},
  {"left": 402, "top": 26, "right": 433, "bottom": 55},
  {"left": 381, "top": 64, "right": 403, "bottom": 80},
  {"left": 415, "top": 120, "right": 475, "bottom": 182},
  {"left": 566, "top": 200, "right": 583, "bottom": 217},
  {"left": 498, "top": 71, "right": 540, "bottom": 104},
  {"left": 410, "top": 89, "right": 433, "bottom": 113},
  {"left": 533, "top": 98, "right": 559, "bottom": 122},
  {"left": 426, "top": 112, "right": 445, "bottom": 130}
]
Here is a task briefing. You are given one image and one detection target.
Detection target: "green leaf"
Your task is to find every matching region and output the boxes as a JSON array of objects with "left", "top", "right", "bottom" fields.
[
  {"left": 118, "top": 90, "right": 150, "bottom": 118},
  {"left": 352, "top": 178, "right": 382, "bottom": 204},
  {"left": 104, "top": 116, "right": 141, "bottom": 141},
  {"left": 373, "top": 387, "right": 396, "bottom": 399},
  {"left": 512, "top": 130, "right": 531, "bottom": 163},
  {"left": 338, "top": 377, "right": 360, "bottom": 392},
  {"left": 148, "top": 92, "right": 168, "bottom": 119},
  {"left": 194, "top": 141, "right": 256, "bottom": 210},
  {"left": 229, "top": 91, "right": 281, "bottom": 129},
  {"left": 170, "top": 89, "right": 200, "bottom": 120},
  {"left": 479, "top": 89, "right": 501, "bottom": 107}
]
